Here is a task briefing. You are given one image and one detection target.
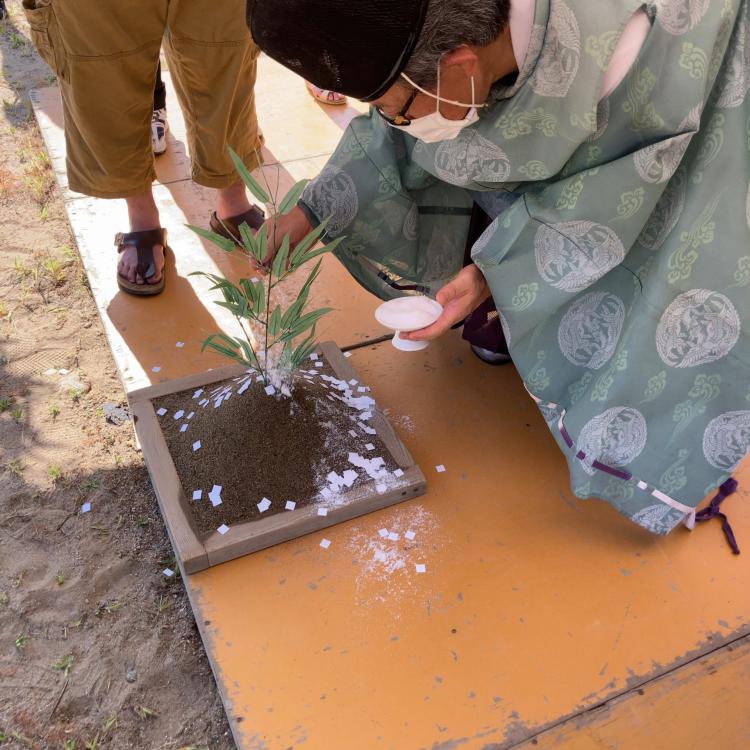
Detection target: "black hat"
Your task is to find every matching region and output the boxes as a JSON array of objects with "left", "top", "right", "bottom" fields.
[{"left": 247, "top": 0, "right": 430, "bottom": 102}]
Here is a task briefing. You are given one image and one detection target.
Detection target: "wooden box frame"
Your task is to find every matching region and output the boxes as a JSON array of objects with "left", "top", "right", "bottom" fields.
[{"left": 128, "top": 341, "right": 427, "bottom": 573}]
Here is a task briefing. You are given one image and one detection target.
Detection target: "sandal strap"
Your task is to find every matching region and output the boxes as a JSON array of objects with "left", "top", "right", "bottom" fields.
[
  {"left": 210, "top": 206, "right": 265, "bottom": 243},
  {"left": 114, "top": 228, "right": 167, "bottom": 280}
]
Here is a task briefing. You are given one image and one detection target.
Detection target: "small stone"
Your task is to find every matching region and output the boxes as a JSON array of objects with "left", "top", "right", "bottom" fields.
[
  {"left": 126, "top": 667, "right": 138, "bottom": 683},
  {"left": 58, "top": 373, "right": 91, "bottom": 396},
  {"left": 103, "top": 402, "right": 130, "bottom": 426}
]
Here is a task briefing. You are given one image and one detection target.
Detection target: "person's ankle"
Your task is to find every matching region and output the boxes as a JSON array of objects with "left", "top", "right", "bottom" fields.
[
  {"left": 126, "top": 195, "right": 160, "bottom": 233},
  {"left": 217, "top": 181, "right": 252, "bottom": 220}
]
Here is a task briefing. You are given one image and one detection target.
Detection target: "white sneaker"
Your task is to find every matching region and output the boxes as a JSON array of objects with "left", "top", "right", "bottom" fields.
[{"left": 151, "top": 108, "right": 168, "bottom": 155}]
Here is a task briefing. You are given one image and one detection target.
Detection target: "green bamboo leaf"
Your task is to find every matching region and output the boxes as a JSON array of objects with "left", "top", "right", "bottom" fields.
[
  {"left": 290, "top": 329, "right": 319, "bottom": 369},
  {"left": 235, "top": 336, "right": 260, "bottom": 369},
  {"left": 238, "top": 221, "right": 260, "bottom": 260},
  {"left": 271, "top": 234, "right": 291, "bottom": 279},
  {"left": 277, "top": 179, "right": 310, "bottom": 215},
  {"left": 280, "top": 296, "right": 306, "bottom": 331},
  {"left": 289, "top": 218, "right": 330, "bottom": 268},
  {"left": 296, "top": 259, "right": 322, "bottom": 304},
  {"left": 256, "top": 223, "right": 269, "bottom": 265},
  {"left": 296, "top": 237, "right": 342, "bottom": 268},
  {"left": 269, "top": 304, "right": 282, "bottom": 337},
  {"left": 186, "top": 224, "right": 236, "bottom": 252},
  {"left": 279, "top": 307, "right": 332, "bottom": 343},
  {"left": 228, "top": 146, "right": 269, "bottom": 204}
]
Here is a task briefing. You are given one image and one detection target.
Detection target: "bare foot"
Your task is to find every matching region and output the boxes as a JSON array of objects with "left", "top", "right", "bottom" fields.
[
  {"left": 305, "top": 81, "right": 347, "bottom": 105},
  {"left": 117, "top": 192, "right": 164, "bottom": 285},
  {"left": 216, "top": 178, "right": 253, "bottom": 221}
]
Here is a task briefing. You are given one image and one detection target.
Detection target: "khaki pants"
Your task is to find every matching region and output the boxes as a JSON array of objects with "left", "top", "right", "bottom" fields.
[{"left": 23, "top": 0, "right": 262, "bottom": 198}]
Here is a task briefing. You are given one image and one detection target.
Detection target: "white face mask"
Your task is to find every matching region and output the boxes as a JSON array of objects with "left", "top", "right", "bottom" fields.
[{"left": 392, "top": 67, "right": 485, "bottom": 143}]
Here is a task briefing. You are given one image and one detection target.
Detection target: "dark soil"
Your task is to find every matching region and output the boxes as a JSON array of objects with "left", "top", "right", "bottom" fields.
[{"left": 155, "top": 365, "right": 399, "bottom": 537}]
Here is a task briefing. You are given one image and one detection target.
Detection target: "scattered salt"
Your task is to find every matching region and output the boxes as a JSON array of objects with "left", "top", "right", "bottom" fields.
[
  {"left": 285, "top": 500, "right": 296, "bottom": 511},
  {"left": 320, "top": 538, "right": 331, "bottom": 549},
  {"left": 59, "top": 368, "right": 69, "bottom": 375},
  {"left": 156, "top": 407, "right": 167, "bottom": 416},
  {"left": 281, "top": 385, "right": 292, "bottom": 398},
  {"left": 217, "top": 524, "right": 230, "bottom": 535},
  {"left": 192, "top": 440, "right": 201, "bottom": 452},
  {"left": 257, "top": 497, "right": 272, "bottom": 513}
]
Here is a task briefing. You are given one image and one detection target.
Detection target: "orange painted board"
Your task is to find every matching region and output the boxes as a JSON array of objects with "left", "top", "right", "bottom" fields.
[
  {"left": 187, "top": 332, "right": 750, "bottom": 750},
  {"left": 513, "top": 634, "right": 750, "bottom": 750}
]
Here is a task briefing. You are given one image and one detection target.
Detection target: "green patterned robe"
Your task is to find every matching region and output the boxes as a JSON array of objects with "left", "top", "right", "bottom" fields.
[{"left": 300, "top": 0, "right": 750, "bottom": 535}]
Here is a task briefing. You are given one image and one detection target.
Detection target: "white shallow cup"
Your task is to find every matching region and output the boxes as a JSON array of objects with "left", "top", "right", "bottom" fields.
[{"left": 374, "top": 296, "right": 443, "bottom": 352}]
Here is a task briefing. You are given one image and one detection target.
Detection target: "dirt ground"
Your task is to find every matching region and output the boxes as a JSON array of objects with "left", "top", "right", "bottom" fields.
[{"left": 0, "top": 4, "right": 234, "bottom": 748}]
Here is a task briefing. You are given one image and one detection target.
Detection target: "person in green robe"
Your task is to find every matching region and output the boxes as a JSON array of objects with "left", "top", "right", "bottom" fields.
[{"left": 247, "top": 0, "right": 750, "bottom": 539}]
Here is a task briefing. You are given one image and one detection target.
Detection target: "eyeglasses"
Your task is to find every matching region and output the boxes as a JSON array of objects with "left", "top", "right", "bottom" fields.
[{"left": 375, "top": 89, "right": 419, "bottom": 126}]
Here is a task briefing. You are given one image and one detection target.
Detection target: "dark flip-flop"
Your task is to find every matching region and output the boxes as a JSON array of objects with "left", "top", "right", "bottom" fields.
[
  {"left": 209, "top": 206, "right": 266, "bottom": 248},
  {"left": 115, "top": 228, "right": 170, "bottom": 297}
]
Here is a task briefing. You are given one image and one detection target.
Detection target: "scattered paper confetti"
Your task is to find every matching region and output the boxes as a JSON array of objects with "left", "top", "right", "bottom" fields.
[
  {"left": 209, "top": 485, "right": 222, "bottom": 506},
  {"left": 318, "top": 507, "right": 329, "bottom": 516},
  {"left": 156, "top": 407, "right": 167, "bottom": 416},
  {"left": 192, "top": 490, "right": 202, "bottom": 501},
  {"left": 343, "top": 351, "right": 352, "bottom": 358},
  {"left": 281, "top": 385, "right": 292, "bottom": 398},
  {"left": 176, "top": 341, "right": 185, "bottom": 348},
  {"left": 349, "top": 379, "right": 357, "bottom": 386},
  {"left": 320, "top": 538, "right": 331, "bottom": 549},
  {"left": 310, "top": 353, "right": 319, "bottom": 361},
  {"left": 80, "top": 502, "right": 91, "bottom": 514},
  {"left": 436, "top": 464, "right": 446, "bottom": 473},
  {"left": 151, "top": 366, "right": 161, "bottom": 373},
  {"left": 193, "top": 389, "right": 204, "bottom": 399},
  {"left": 264, "top": 384, "right": 276, "bottom": 397},
  {"left": 187, "top": 411, "right": 195, "bottom": 420},
  {"left": 415, "top": 563, "right": 427, "bottom": 574},
  {"left": 59, "top": 368, "right": 69, "bottom": 375},
  {"left": 217, "top": 524, "right": 230, "bottom": 535},
  {"left": 405, "top": 530, "right": 416, "bottom": 541},
  {"left": 257, "top": 497, "right": 271, "bottom": 512},
  {"left": 173, "top": 410, "right": 184, "bottom": 420},
  {"left": 179, "top": 424, "right": 188, "bottom": 433},
  {"left": 315, "top": 361, "right": 323, "bottom": 368},
  {"left": 378, "top": 528, "right": 389, "bottom": 538},
  {"left": 192, "top": 440, "right": 201, "bottom": 452},
  {"left": 358, "top": 386, "right": 367, "bottom": 393},
  {"left": 365, "top": 443, "right": 375, "bottom": 451},
  {"left": 199, "top": 399, "right": 209, "bottom": 407},
  {"left": 394, "top": 468, "right": 404, "bottom": 478},
  {"left": 387, "top": 531, "right": 399, "bottom": 542},
  {"left": 285, "top": 500, "right": 296, "bottom": 511},
  {"left": 348, "top": 429, "right": 358, "bottom": 438},
  {"left": 163, "top": 568, "right": 174, "bottom": 578}
]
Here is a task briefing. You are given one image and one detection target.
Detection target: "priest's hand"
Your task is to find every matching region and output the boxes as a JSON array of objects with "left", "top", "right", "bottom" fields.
[
  {"left": 259, "top": 206, "right": 313, "bottom": 266},
  {"left": 400, "top": 265, "right": 492, "bottom": 343}
]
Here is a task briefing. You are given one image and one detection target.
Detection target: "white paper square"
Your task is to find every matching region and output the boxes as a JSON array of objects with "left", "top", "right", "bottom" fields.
[
  {"left": 320, "top": 487, "right": 333, "bottom": 499},
  {"left": 343, "top": 351, "right": 352, "bottom": 358},
  {"left": 405, "top": 530, "right": 416, "bottom": 541},
  {"left": 320, "top": 538, "right": 331, "bottom": 549},
  {"left": 193, "top": 389, "right": 204, "bottom": 399},
  {"left": 436, "top": 464, "right": 446, "bottom": 473},
  {"left": 348, "top": 429, "right": 358, "bottom": 438},
  {"left": 348, "top": 379, "right": 357, "bottom": 386},
  {"left": 378, "top": 528, "right": 389, "bottom": 538},
  {"left": 176, "top": 341, "right": 185, "bottom": 348},
  {"left": 192, "top": 490, "right": 202, "bottom": 501},
  {"left": 310, "top": 353, "right": 319, "bottom": 361},
  {"left": 393, "top": 468, "right": 404, "bottom": 478},
  {"left": 163, "top": 568, "right": 174, "bottom": 577},
  {"left": 151, "top": 366, "right": 161, "bottom": 373},
  {"left": 187, "top": 411, "right": 195, "bottom": 420},
  {"left": 365, "top": 443, "right": 375, "bottom": 451},
  {"left": 415, "top": 563, "right": 426, "bottom": 574},
  {"left": 80, "top": 502, "right": 91, "bottom": 514},
  {"left": 264, "top": 384, "right": 276, "bottom": 396},
  {"left": 173, "top": 410, "right": 184, "bottom": 420},
  {"left": 257, "top": 497, "right": 271, "bottom": 513},
  {"left": 387, "top": 532, "right": 399, "bottom": 542},
  {"left": 217, "top": 524, "right": 230, "bottom": 535},
  {"left": 315, "top": 361, "right": 323, "bottom": 368},
  {"left": 358, "top": 386, "right": 367, "bottom": 393},
  {"left": 156, "top": 407, "right": 167, "bottom": 416},
  {"left": 317, "top": 507, "right": 328, "bottom": 516},
  {"left": 285, "top": 500, "right": 296, "bottom": 511},
  {"left": 179, "top": 424, "right": 188, "bottom": 433},
  {"left": 192, "top": 440, "right": 201, "bottom": 452}
]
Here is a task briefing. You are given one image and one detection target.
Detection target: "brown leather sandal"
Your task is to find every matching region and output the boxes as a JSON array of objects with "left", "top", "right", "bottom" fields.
[
  {"left": 115, "top": 228, "right": 170, "bottom": 296},
  {"left": 209, "top": 205, "right": 265, "bottom": 247}
]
